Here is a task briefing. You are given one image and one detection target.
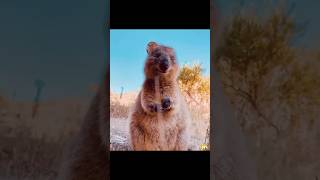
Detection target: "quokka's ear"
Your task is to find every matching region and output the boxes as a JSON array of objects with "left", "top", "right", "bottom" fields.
[{"left": 146, "top": 41, "right": 158, "bottom": 55}]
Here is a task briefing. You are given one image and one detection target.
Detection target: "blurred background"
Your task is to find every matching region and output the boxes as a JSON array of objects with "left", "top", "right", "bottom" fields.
[
  {"left": 0, "top": 0, "right": 107, "bottom": 179},
  {"left": 213, "top": 0, "right": 320, "bottom": 179}
]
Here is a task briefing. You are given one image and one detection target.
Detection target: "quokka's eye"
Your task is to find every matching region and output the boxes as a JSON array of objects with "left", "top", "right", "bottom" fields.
[
  {"left": 149, "top": 56, "right": 158, "bottom": 62},
  {"left": 154, "top": 53, "right": 161, "bottom": 58}
]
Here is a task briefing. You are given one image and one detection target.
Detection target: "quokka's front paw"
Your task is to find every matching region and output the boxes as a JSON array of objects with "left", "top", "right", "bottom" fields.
[
  {"left": 148, "top": 103, "right": 159, "bottom": 113},
  {"left": 161, "top": 97, "right": 172, "bottom": 111}
]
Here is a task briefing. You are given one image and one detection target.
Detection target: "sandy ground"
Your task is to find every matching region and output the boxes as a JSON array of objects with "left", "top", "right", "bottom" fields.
[{"left": 110, "top": 118, "right": 132, "bottom": 151}]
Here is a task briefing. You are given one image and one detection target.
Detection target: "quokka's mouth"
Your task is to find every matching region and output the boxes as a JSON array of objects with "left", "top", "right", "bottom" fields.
[{"left": 158, "top": 66, "right": 170, "bottom": 74}]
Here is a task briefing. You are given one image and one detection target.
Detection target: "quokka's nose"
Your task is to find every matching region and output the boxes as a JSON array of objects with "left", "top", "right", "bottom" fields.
[{"left": 159, "top": 57, "right": 169, "bottom": 72}]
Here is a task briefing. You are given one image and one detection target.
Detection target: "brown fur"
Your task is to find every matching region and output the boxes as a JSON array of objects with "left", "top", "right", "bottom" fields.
[
  {"left": 129, "top": 42, "right": 191, "bottom": 151},
  {"left": 58, "top": 82, "right": 109, "bottom": 180}
]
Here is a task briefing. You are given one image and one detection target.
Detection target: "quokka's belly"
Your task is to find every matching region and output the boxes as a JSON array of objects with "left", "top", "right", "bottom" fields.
[{"left": 141, "top": 115, "right": 181, "bottom": 150}]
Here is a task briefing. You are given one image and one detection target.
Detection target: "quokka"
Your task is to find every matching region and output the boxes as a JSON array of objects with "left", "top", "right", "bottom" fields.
[{"left": 129, "top": 42, "right": 191, "bottom": 151}]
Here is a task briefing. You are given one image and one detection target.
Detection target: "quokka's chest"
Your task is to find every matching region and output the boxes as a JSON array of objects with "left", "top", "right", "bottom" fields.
[
  {"left": 143, "top": 114, "right": 182, "bottom": 135},
  {"left": 145, "top": 79, "right": 177, "bottom": 94}
]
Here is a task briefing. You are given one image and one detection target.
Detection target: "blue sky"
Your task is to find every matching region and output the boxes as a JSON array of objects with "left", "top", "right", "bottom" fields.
[{"left": 110, "top": 30, "right": 210, "bottom": 93}]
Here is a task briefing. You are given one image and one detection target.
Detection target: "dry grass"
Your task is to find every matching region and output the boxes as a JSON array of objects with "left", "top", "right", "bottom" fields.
[
  {"left": 0, "top": 98, "right": 89, "bottom": 180},
  {"left": 110, "top": 92, "right": 136, "bottom": 119},
  {"left": 110, "top": 91, "right": 210, "bottom": 151}
]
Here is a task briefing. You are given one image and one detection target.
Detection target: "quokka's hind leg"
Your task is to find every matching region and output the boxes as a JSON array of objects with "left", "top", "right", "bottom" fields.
[{"left": 130, "top": 119, "right": 146, "bottom": 151}]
